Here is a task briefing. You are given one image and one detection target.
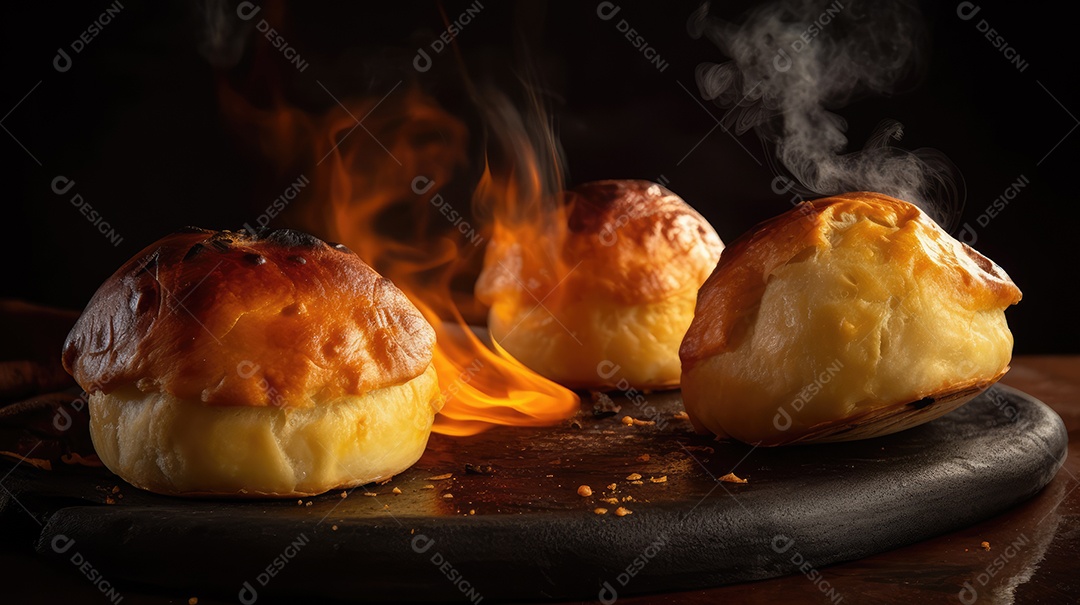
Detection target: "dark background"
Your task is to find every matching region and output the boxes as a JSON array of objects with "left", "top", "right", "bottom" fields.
[{"left": 2, "top": 0, "right": 1076, "bottom": 353}]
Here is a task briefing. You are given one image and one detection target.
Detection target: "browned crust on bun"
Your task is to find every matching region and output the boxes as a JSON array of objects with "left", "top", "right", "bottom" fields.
[
  {"left": 476, "top": 180, "right": 724, "bottom": 306},
  {"left": 63, "top": 228, "right": 435, "bottom": 408},
  {"left": 679, "top": 192, "right": 1022, "bottom": 371}
]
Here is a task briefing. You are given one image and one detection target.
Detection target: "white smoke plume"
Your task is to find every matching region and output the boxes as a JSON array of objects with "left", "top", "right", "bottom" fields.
[{"left": 689, "top": 0, "right": 964, "bottom": 228}]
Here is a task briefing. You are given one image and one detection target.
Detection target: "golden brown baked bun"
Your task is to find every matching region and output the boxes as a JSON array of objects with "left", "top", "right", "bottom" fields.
[
  {"left": 62, "top": 228, "right": 440, "bottom": 497},
  {"left": 476, "top": 180, "right": 724, "bottom": 390},
  {"left": 680, "top": 193, "right": 1021, "bottom": 446}
]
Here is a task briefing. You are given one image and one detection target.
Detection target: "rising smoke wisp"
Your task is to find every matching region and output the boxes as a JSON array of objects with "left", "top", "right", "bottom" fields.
[{"left": 689, "top": 0, "right": 964, "bottom": 228}]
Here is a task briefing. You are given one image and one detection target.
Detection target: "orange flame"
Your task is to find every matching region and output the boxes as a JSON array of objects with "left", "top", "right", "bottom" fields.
[{"left": 221, "top": 82, "right": 580, "bottom": 435}]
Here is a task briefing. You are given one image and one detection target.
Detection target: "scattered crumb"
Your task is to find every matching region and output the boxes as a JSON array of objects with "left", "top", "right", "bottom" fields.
[
  {"left": 105, "top": 496, "right": 116, "bottom": 505},
  {"left": 719, "top": 472, "right": 748, "bottom": 484},
  {"left": 377, "top": 477, "right": 394, "bottom": 485},
  {"left": 637, "top": 454, "right": 651, "bottom": 462},
  {"left": 443, "top": 493, "right": 454, "bottom": 499},
  {"left": 362, "top": 492, "right": 377, "bottom": 497},
  {"left": 465, "top": 463, "right": 496, "bottom": 475},
  {"left": 591, "top": 391, "right": 621, "bottom": 417},
  {"left": 383, "top": 504, "right": 390, "bottom": 510},
  {"left": 305, "top": 501, "right": 313, "bottom": 507},
  {"left": 111, "top": 486, "right": 120, "bottom": 494},
  {"left": 421, "top": 484, "right": 435, "bottom": 490},
  {"left": 622, "top": 416, "right": 655, "bottom": 427},
  {"left": 621, "top": 415, "right": 634, "bottom": 426},
  {"left": 594, "top": 508, "right": 609, "bottom": 515},
  {"left": 297, "top": 499, "right": 303, "bottom": 506},
  {"left": 981, "top": 541, "right": 991, "bottom": 551},
  {"left": 614, "top": 506, "right": 632, "bottom": 517},
  {"left": 626, "top": 473, "right": 642, "bottom": 481},
  {"left": 331, "top": 525, "right": 338, "bottom": 531},
  {"left": 392, "top": 487, "right": 402, "bottom": 495},
  {"left": 622, "top": 496, "right": 635, "bottom": 502},
  {"left": 649, "top": 476, "right": 668, "bottom": 483},
  {"left": 601, "top": 497, "right": 620, "bottom": 505},
  {"left": 545, "top": 474, "right": 554, "bottom": 478},
  {"left": 606, "top": 483, "right": 617, "bottom": 491},
  {"left": 428, "top": 473, "right": 453, "bottom": 481},
  {"left": 469, "top": 509, "right": 476, "bottom": 515},
  {"left": 630, "top": 480, "right": 644, "bottom": 485},
  {"left": 577, "top": 485, "right": 593, "bottom": 497},
  {"left": 340, "top": 491, "right": 348, "bottom": 499},
  {"left": 188, "top": 598, "right": 198, "bottom": 605},
  {"left": 673, "top": 411, "right": 690, "bottom": 420}
]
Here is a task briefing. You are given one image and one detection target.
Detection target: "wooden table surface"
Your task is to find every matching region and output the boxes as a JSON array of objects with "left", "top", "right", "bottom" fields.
[{"left": 3, "top": 355, "right": 1076, "bottom": 604}]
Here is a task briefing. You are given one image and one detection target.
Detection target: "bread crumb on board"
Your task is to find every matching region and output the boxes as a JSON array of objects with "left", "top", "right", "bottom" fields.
[
  {"left": 719, "top": 472, "right": 748, "bottom": 484},
  {"left": 577, "top": 485, "right": 593, "bottom": 497}
]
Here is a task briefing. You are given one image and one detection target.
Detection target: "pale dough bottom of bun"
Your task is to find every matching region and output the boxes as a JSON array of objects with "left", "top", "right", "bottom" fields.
[
  {"left": 488, "top": 290, "right": 696, "bottom": 390},
  {"left": 681, "top": 249, "right": 1014, "bottom": 445},
  {"left": 89, "top": 365, "right": 440, "bottom": 497}
]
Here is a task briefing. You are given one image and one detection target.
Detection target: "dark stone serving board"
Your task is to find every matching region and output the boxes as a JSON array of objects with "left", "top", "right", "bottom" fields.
[{"left": 0, "top": 384, "right": 1067, "bottom": 603}]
